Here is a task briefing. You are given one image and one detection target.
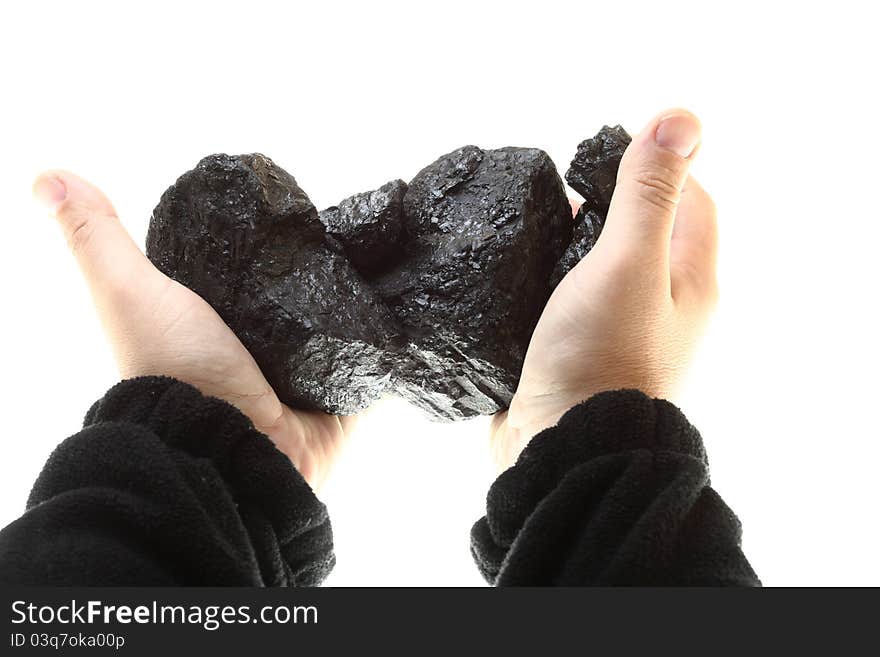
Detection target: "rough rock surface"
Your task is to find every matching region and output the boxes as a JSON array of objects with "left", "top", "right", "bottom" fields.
[
  {"left": 550, "top": 125, "right": 632, "bottom": 287},
  {"left": 566, "top": 124, "right": 631, "bottom": 216},
  {"left": 377, "top": 146, "right": 572, "bottom": 419},
  {"left": 549, "top": 208, "right": 605, "bottom": 288},
  {"left": 319, "top": 179, "right": 407, "bottom": 275},
  {"left": 146, "top": 127, "right": 629, "bottom": 420},
  {"left": 145, "top": 154, "right": 400, "bottom": 415}
]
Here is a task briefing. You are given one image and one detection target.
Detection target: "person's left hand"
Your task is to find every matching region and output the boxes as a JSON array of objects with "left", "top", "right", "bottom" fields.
[
  {"left": 490, "top": 110, "right": 718, "bottom": 473},
  {"left": 34, "top": 171, "right": 353, "bottom": 491}
]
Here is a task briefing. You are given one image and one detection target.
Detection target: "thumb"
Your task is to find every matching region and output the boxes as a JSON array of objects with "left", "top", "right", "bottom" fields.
[
  {"left": 33, "top": 171, "right": 155, "bottom": 298},
  {"left": 600, "top": 110, "right": 701, "bottom": 264}
]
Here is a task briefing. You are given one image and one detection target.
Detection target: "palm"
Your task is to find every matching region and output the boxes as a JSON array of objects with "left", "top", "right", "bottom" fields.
[{"left": 143, "top": 275, "right": 351, "bottom": 489}]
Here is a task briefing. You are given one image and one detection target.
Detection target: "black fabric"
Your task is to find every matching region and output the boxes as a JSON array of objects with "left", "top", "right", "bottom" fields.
[
  {"left": 471, "top": 389, "right": 760, "bottom": 586},
  {"left": 0, "top": 377, "right": 333, "bottom": 586},
  {"left": 0, "top": 379, "right": 756, "bottom": 587}
]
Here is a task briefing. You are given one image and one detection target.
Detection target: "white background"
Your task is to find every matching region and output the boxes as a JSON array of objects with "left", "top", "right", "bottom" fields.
[{"left": 0, "top": 1, "right": 877, "bottom": 586}]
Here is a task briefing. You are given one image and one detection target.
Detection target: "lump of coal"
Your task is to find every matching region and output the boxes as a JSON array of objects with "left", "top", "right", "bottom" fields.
[
  {"left": 146, "top": 154, "right": 400, "bottom": 416},
  {"left": 549, "top": 209, "right": 605, "bottom": 288},
  {"left": 146, "top": 126, "right": 627, "bottom": 420},
  {"left": 377, "top": 146, "right": 572, "bottom": 419},
  {"left": 566, "top": 125, "right": 631, "bottom": 216},
  {"left": 319, "top": 179, "right": 406, "bottom": 275},
  {"left": 549, "top": 125, "right": 632, "bottom": 287}
]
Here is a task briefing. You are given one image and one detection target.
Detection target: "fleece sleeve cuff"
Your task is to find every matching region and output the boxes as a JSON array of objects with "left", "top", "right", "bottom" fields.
[
  {"left": 471, "top": 389, "right": 759, "bottom": 586},
  {"left": 24, "top": 376, "right": 334, "bottom": 585}
]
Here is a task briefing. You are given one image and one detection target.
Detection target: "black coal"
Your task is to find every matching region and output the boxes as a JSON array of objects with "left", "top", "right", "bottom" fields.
[{"left": 146, "top": 126, "right": 631, "bottom": 419}]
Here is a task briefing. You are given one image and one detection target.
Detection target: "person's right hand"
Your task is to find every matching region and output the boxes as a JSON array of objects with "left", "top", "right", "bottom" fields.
[
  {"left": 33, "top": 172, "right": 354, "bottom": 491},
  {"left": 491, "top": 109, "right": 719, "bottom": 472}
]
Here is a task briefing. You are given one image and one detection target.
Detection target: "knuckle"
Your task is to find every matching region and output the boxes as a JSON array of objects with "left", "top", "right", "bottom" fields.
[
  {"left": 56, "top": 198, "right": 99, "bottom": 256},
  {"left": 630, "top": 167, "right": 682, "bottom": 214},
  {"left": 66, "top": 214, "right": 95, "bottom": 256}
]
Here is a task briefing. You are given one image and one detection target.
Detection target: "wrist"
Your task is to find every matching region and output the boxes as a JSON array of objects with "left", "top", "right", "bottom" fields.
[
  {"left": 508, "top": 390, "right": 580, "bottom": 436},
  {"left": 491, "top": 393, "right": 581, "bottom": 473}
]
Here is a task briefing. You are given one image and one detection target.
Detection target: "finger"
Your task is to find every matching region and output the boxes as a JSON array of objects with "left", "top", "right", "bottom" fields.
[
  {"left": 599, "top": 109, "right": 702, "bottom": 266},
  {"left": 34, "top": 170, "right": 155, "bottom": 297},
  {"left": 670, "top": 175, "right": 719, "bottom": 306}
]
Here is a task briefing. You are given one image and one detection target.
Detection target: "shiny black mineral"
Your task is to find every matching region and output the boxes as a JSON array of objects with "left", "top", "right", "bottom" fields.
[
  {"left": 566, "top": 124, "right": 631, "bottom": 216},
  {"left": 145, "top": 126, "right": 630, "bottom": 420},
  {"left": 551, "top": 124, "right": 631, "bottom": 288},
  {"left": 145, "top": 154, "right": 400, "bottom": 415},
  {"left": 375, "top": 146, "right": 571, "bottom": 419}
]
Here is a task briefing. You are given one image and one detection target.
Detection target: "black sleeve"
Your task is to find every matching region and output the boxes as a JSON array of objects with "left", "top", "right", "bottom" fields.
[
  {"left": 0, "top": 376, "right": 334, "bottom": 586},
  {"left": 471, "top": 390, "right": 760, "bottom": 586}
]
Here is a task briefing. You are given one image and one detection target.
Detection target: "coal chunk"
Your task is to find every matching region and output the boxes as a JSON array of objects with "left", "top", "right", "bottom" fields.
[
  {"left": 565, "top": 124, "right": 631, "bottom": 215},
  {"left": 318, "top": 179, "right": 407, "bottom": 275},
  {"left": 146, "top": 154, "right": 400, "bottom": 416},
  {"left": 550, "top": 125, "right": 632, "bottom": 285},
  {"left": 549, "top": 208, "right": 605, "bottom": 288},
  {"left": 146, "top": 126, "right": 626, "bottom": 421},
  {"left": 379, "top": 146, "right": 572, "bottom": 419}
]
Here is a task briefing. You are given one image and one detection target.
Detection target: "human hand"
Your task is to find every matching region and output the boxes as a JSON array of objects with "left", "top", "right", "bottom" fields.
[
  {"left": 33, "top": 171, "right": 353, "bottom": 490},
  {"left": 491, "top": 109, "right": 719, "bottom": 472}
]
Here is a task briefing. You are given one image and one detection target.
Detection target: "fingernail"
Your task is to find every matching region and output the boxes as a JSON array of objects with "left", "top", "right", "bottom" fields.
[
  {"left": 655, "top": 114, "right": 701, "bottom": 158},
  {"left": 33, "top": 176, "right": 67, "bottom": 209}
]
